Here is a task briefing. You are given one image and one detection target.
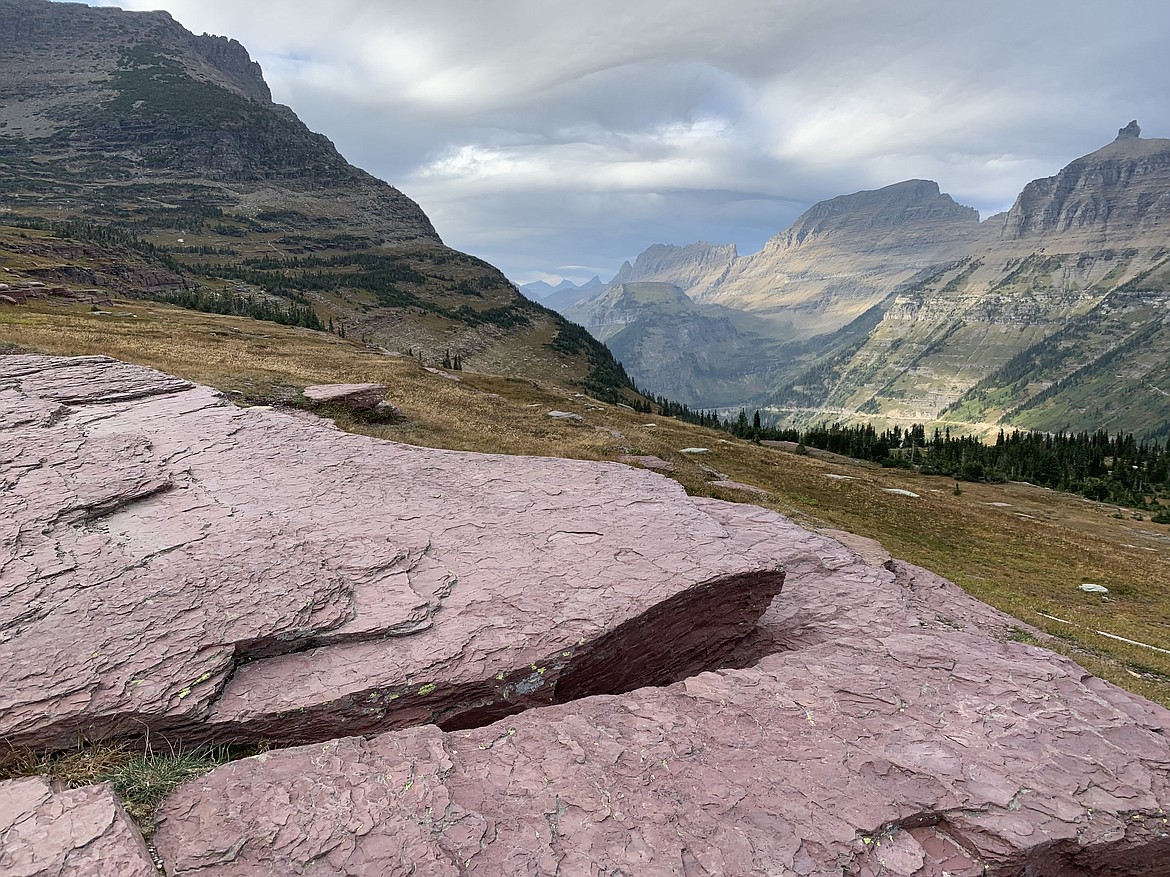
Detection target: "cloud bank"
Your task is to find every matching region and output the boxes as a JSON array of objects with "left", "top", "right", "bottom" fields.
[{"left": 89, "top": 0, "right": 1169, "bottom": 283}]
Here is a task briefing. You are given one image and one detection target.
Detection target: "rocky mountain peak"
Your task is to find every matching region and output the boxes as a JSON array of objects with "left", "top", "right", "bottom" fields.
[
  {"left": 776, "top": 179, "right": 979, "bottom": 251},
  {"left": 1001, "top": 124, "right": 1170, "bottom": 241},
  {"left": 1117, "top": 119, "right": 1141, "bottom": 140},
  {"left": 190, "top": 33, "right": 272, "bottom": 103},
  {"left": 611, "top": 242, "right": 739, "bottom": 298},
  {"left": 0, "top": 0, "right": 440, "bottom": 243}
]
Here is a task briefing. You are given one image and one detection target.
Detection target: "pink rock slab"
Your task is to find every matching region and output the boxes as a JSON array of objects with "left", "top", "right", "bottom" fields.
[
  {"left": 0, "top": 777, "right": 155, "bottom": 877},
  {"left": 153, "top": 517, "right": 1170, "bottom": 877},
  {"left": 1, "top": 355, "right": 783, "bottom": 751}
]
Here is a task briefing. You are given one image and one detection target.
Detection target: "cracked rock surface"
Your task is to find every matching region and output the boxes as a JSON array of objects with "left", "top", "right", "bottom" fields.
[
  {"left": 1, "top": 355, "right": 783, "bottom": 751},
  {"left": 153, "top": 518, "right": 1170, "bottom": 876},
  {"left": 0, "top": 776, "right": 156, "bottom": 877}
]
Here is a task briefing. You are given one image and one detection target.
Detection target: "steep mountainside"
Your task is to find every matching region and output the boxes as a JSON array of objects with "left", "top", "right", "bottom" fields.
[
  {"left": 1000, "top": 121, "right": 1170, "bottom": 244},
  {"left": 568, "top": 181, "right": 983, "bottom": 406},
  {"left": 565, "top": 282, "right": 788, "bottom": 403},
  {"left": 701, "top": 180, "right": 982, "bottom": 340},
  {"left": 0, "top": 0, "right": 633, "bottom": 395},
  {"left": 770, "top": 125, "right": 1170, "bottom": 436}
]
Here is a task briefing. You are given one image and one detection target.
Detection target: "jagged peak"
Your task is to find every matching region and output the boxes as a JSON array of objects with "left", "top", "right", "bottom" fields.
[
  {"left": 190, "top": 32, "right": 272, "bottom": 103},
  {"left": 1000, "top": 122, "right": 1170, "bottom": 240},
  {"left": 1117, "top": 120, "right": 1141, "bottom": 140}
]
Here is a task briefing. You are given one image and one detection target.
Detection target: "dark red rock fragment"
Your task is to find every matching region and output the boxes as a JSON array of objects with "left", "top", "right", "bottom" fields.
[{"left": 302, "top": 382, "right": 387, "bottom": 410}]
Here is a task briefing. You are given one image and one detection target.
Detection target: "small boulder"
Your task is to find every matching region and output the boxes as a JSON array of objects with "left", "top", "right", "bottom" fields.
[
  {"left": 680, "top": 447, "right": 710, "bottom": 454},
  {"left": 1080, "top": 583, "right": 1110, "bottom": 594},
  {"left": 712, "top": 479, "right": 767, "bottom": 495},
  {"left": 303, "top": 383, "right": 387, "bottom": 411},
  {"left": 547, "top": 410, "right": 582, "bottom": 420}
]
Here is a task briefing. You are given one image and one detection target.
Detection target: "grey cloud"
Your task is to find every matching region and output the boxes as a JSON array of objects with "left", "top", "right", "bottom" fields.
[{"left": 88, "top": 0, "right": 1170, "bottom": 283}]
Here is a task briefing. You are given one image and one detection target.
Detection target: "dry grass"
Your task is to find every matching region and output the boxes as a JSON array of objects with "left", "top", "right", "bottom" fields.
[
  {"left": 1, "top": 742, "right": 247, "bottom": 831},
  {"left": 2, "top": 299, "right": 1169, "bottom": 714}
]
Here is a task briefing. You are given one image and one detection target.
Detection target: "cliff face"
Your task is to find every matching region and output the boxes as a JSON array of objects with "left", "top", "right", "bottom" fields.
[
  {"left": 699, "top": 180, "right": 982, "bottom": 339},
  {"left": 1001, "top": 121, "right": 1170, "bottom": 243},
  {"left": 765, "top": 127, "right": 1170, "bottom": 435},
  {"left": 0, "top": 0, "right": 438, "bottom": 243},
  {"left": 773, "top": 179, "right": 980, "bottom": 251}
]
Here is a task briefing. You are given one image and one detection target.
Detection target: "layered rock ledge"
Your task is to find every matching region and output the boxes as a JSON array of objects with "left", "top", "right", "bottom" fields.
[
  {"left": 152, "top": 524, "right": 1170, "bottom": 876},
  {"left": 0, "top": 354, "right": 784, "bottom": 752}
]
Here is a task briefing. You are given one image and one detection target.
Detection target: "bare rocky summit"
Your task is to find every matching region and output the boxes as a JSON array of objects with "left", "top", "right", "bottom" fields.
[
  {"left": 695, "top": 180, "right": 982, "bottom": 337},
  {"left": 3, "top": 354, "right": 1169, "bottom": 875},
  {"left": 610, "top": 242, "right": 739, "bottom": 300},
  {"left": 1000, "top": 121, "right": 1170, "bottom": 243},
  {"left": 0, "top": 0, "right": 437, "bottom": 244}
]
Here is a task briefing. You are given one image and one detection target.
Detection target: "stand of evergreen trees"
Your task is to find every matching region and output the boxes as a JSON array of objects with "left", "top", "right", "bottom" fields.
[
  {"left": 645, "top": 399, "right": 1170, "bottom": 512},
  {"left": 153, "top": 287, "right": 323, "bottom": 330}
]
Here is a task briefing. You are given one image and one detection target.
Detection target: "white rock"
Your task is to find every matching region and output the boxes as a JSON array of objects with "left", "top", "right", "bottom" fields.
[{"left": 1080, "top": 583, "right": 1109, "bottom": 594}]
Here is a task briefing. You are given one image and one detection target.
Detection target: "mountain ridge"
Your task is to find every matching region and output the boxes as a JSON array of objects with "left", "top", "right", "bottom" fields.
[
  {"left": 0, "top": 0, "right": 637, "bottom": 398},
  {"left": 550, "top": 126, "right": 1170, "bottom": 436}
]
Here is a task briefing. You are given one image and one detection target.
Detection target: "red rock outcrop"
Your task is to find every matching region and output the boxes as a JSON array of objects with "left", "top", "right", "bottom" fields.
[
  {"left": 6, "top": 354, "right": 1170, "bottom": 875},
  {"left": 0, "top": 777, "right": 156, "bottom": 876},
  {"left": 0, "top": 354, "right": 783, "bottom": 752},
  {"left": 152, "top": 521, "right": 1170, "bottom": 876}
]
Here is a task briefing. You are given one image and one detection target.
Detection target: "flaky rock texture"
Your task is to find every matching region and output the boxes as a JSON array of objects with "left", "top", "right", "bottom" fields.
[
  {"left": 0, "top": 354, "right": 783, "bottom": 752},
  {"left": 152, "top": 513, "right": 1170, "bottom": 876},
  {"left": 0, "top": 777, "right": 156, "bottom": 877}
]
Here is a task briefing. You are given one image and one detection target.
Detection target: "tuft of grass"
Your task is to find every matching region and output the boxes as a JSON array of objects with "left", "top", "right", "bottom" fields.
[{"left": 0, "top": 742, "right": 255, "bottom": 830}]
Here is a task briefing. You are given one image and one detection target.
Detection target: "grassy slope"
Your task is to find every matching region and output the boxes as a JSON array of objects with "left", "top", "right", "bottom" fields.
[{"left": 2, "top": 299, "right": 1168, "bottom": 716}]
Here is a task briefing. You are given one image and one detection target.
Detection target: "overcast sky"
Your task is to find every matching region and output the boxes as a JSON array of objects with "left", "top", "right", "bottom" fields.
[{"left": 87, "top": 0, "right": 1168, "bottom": 285}]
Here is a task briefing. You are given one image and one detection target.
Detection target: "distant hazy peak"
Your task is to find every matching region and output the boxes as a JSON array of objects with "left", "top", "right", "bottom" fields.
[
  {"left": 611, "top": 242, "right": 738, "bottom": 294},
  {"left": 775, "top": 179, "right": 979, "bottom": 250}
]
